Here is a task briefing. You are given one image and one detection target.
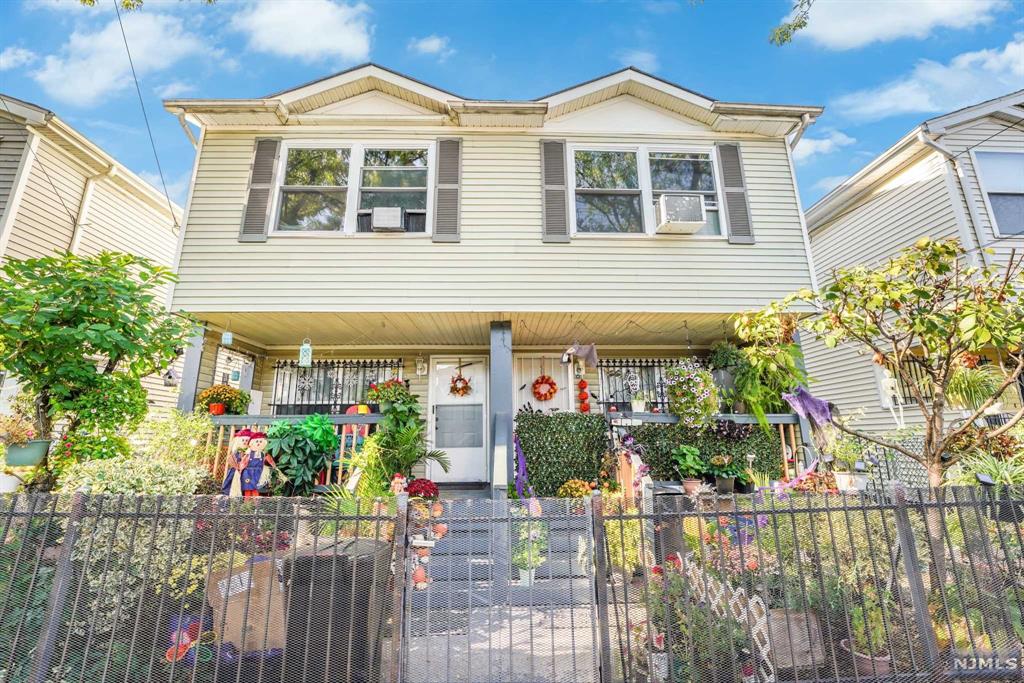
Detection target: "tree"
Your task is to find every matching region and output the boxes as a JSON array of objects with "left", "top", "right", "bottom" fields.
[
  {"left": 738, "top": 238, "right": 1024, "bottom": 486},
  {"left": 0, "top": 252, "right": 194, "bottom": 469},
  {"left": 770, "top": 0, "right": 815, "bottom": 46}
]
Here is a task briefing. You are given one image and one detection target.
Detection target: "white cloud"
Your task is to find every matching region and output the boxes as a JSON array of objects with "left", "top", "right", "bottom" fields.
[
  {"left": 32, "top": 13, "right": 214, "bottom": 107},
  {"left": 407, "top": 35, "right": 454, "bottom": 62},
  {"left": 796, "top": 0, "right": 1009, "bottom": 50},
  {"left": 155, "top": 80, "right": 193, "bottom": 99},
  {"left": 231, "top": 0, "right": 371, "bottom": 63},
  {"left": 139, "top": 170, "right": 190, "bottom": 206},
  {"left": 793, "top": 130, "right": 856, "bottom": 163},
  {"left": 813, "top": 175, "right": 850, "bottom": 193},
  {"left": 0, "top": 46, "right": 38, "bottom": 71},
  {"left": 834, "top": 35, "right": 1024, "bottom": 122},
  {"left": 617, "top": 49, "right": 659, "bottom": 73}
]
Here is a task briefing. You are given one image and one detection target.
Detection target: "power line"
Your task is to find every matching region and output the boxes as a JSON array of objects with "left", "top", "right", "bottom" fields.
[
  {"left": 953, "top": 115, "right": 1024, "bottom": 159},
  {"left": 113, "top": 0, "right": 179, "bottom": 228}
]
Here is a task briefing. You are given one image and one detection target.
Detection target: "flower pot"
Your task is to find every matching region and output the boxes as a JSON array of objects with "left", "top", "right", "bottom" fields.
[
  {"left": 839, "top": 639, "right": 891, "bottom": 676},
  {"left": 630, "top": 399, "right": 646, "bottom": 413},
  {"left": 4, "top": 440, "right": 51, "bottom": 467},
  {"left": 682, "top": 478, "right": 703, "bottom": 495},
  {"left": 0, "top": 473, "right": 20, "bottom": 493},
  {"left": 715, "top": 476, "right": 735, "bottom": 494},
  {"left": 834, "top": 471, "right": 869, "bottom": 493},
  {"left": 518, "top": 567, "right": 536, "bottom": 587},
  {"left": 208, "top": 403, "right": 226, "bottom": 416}
]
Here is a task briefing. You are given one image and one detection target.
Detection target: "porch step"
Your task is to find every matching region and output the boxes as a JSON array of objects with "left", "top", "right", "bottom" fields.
[
  {"left": 421, "top": 555, "right": 587, "bottom": 582},
  {"left": 430, "top": 528, "right": 590, "bottom": 556},
  {"left": 409, "top": 577, "right": 593, "bottom": 610}
]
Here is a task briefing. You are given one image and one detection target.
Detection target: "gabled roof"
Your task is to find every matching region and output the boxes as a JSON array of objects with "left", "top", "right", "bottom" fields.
[
  {"left": 806, "top": 89, "right": 1024, "bottom": 232},
  {"left": 164, "top": 63, "right": 823, "bottom": 134}
]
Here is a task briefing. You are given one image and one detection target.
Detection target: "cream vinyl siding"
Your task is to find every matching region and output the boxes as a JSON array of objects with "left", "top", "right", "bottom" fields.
[
  {"left": 804, "top": 150, "right": 961, "bottom": 434},
  {"left": 943, "top": 116, "right": 1024, "bottom": 265},
  {"left": 173, "top": 130, "right": 812, "bottom": 313},
  {"left": 0, "top": 119, "right": 29, "bottom": 219},
  {"left": 4, "top": 136, "right": 84, "bottom": 260}
]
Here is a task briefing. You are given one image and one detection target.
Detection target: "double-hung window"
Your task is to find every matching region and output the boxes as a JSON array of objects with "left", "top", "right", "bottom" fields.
[
  {"left": 973, "top": 151, "right": 1024, "bottom": 236},
  {"left": 357, "top": 148, "right": 429, "bottom": 232},
  {"left": 573, "top": 150, "right": 644, "bottom": 234},
  {"left": 277, "top": 146, "right": 350, "bottom": 232},
  {"left": 649, "top": 151, "right": 721, "bottom": 236}
]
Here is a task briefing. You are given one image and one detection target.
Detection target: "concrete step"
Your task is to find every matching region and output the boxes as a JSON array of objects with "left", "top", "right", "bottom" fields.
[
  {"left": 420, "top": 555, "right": 587, "bottom": 581},
  {"left": 408, "top": 577, "right": 594, "bottom": 610},
  {"left": 429, "top": 529, "right": 590, "bottom": 556}
]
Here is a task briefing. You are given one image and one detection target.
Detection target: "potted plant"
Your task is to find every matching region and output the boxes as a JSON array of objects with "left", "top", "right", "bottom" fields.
[
  {"left": 0, "top": 414, "right": 49, "bottom": 467},
  {"left": 196, "top": 384, "right": 251, "bottom": 416},
  {"left": 671, "top": 444, "right": 705, "bottom": 495},
  {"left": 708, "top": 454, "right": 740, "bottom": 494},
  {"left": 630, "top": 392, "right": 647, "bottom": 414},
  {"left": 707, "top": 342, "right": 747, "bottom": 412},
  {"left": 829, "top": 434, "right": 871, "bottom": 493},
  {"left": 367, "top": 378, "right": 412, "bottom": 413},
  {"left": 266, "top": 414, "right": 341, "bottom": 496},
  {"left": 840, "top": 591, "right": 891, "bottom": 676},
  {"left": 663, "top": 361, "right": 719, "bottom": 431},
  {"left": 512, "top": 510, "right": 548, "bottom": 587}
]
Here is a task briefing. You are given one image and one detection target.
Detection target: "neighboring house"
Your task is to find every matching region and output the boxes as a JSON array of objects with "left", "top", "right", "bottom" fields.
[
  {"left": 804, "top": 91, "right": 1024, "bottom": 435},
  {"left": 164, "top": 63, "right": 822, "bottom": 492},
  {"left": 0, "top": 94, "right": 183, "bottom": 418}
]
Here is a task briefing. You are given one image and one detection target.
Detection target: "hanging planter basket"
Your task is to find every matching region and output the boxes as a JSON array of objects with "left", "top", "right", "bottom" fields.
[{"left": 4, "top": 439, "right": 51, "bottom": 467}]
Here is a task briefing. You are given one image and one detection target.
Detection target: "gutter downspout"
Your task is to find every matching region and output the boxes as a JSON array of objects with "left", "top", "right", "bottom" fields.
[
  {"left": 176, "top": 113, "right": 198, "bottom": 149},
  {"left": 788, "top": 113, "right": 813, "bottom": 150},
  {"left": 917, "top": 129, "right": 990, "bottom": 266}
]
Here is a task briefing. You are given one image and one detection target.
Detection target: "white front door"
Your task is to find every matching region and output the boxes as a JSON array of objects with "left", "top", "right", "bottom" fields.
[{"left": 429, "top": 357, "right": 489, "bottom": 483}]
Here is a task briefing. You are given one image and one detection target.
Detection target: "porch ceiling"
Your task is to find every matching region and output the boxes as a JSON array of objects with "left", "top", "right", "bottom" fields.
[{"left": 196, "top": 312, "right": 740, "bottom": 349}]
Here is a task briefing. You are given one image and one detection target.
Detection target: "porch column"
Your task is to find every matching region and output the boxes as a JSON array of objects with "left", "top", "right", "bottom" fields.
[
  {"left": 489, "top": 321, "right": 514, "bottom": 497},
  {"left": 793, "top": 330, "right": 817, "bottom": 466},
  {"left": 176, "top": 326, "right": 206, "bottom": 412}
]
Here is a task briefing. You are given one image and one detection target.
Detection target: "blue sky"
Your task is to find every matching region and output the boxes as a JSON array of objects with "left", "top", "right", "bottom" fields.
[{"left": 1, "top": 0, "right": 1022, "bottom": 208}]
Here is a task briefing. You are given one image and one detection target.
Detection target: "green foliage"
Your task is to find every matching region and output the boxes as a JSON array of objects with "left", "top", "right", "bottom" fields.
[
  {"left": 556, "top": 478, "right": 593, "bottom": 498},
  {"left": 663, "top": 360, "right": 718, "bottom": 431},
  {"left": 66, "top": 372, "right": 149, "bottom": 433},
  {"left": 946, "top": 451, "right": 1024, "bottom": 486},
  {"left": 196, "top": 384, "right": 251, "bottom": 414},
  {"left": 769, "top": 0, "right": 814, "bottom": 45},
  {"left": 514, "top": 412, "right": 608, "bottom": 496},
  {"left": 0, "top": 252, "right": 192, "bottom": 444},
  {"left": 267, "top": 414, "right": 341, "bottom": 496},
  {"left": 140, "top": 409, "right": 217, "bottom": 465},
  {"left": 850, "top": 587, "right": 891, "bottom": 655},
  {"left": 671, "top": 444, "right": 704, "bottom": 479},
  {"left": 829, "top": 433, "right": 867, "bottom": 472},
  {"left": 734, "top": 306, "right": 807, "bottom": 431},
  {"left": 57, "top": 431, "right": 132, "bottom": 463},
  {"left": 947, "top": 365, "right": 1003, "bottom": 410},
  {"left": 630, "top": 421, "right": 783, "bottom": 482},
  {"left": 57, "top": 455, "right": 207, "bottom": 494},
  {"left": 707, "top": 341, "right": 746, "bottom": 371},
  {"left": 511, "top": 513, "right": 548, "bottom": 570},
  {"left": 371, "top": 423, "right": 449, "bottom": 479}
]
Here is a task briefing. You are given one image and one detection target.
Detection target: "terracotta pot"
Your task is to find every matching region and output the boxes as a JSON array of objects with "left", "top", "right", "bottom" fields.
[
  {"left": 682, "top": 478, "right": 703, "bottom": 495},
  {"left": 208, "top": 403, "right": 226, "bottom": 416},
  {"left": 840, "top": 639, "right": 891, "bottom": 676},
  {"left": 4, "top": 440, "right": 50, "bottom": 467}
]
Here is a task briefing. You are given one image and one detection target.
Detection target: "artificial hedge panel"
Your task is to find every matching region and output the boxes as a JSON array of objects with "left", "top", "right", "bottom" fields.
[
  {"left": 629, "top": 422, "right": 784, "bottom": 482},
  {"left": 515, "top": 412, "right": 609, "bottom": 496}
]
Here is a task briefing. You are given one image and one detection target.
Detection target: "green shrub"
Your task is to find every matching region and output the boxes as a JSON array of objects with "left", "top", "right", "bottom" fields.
[
  {"left": 140, "top": 409, "right": 217, "bottom": 464},
  {"left": 514, "top": 412, "right": 608, "bottom": 496},
  {"left": 57, "top": 455, "right": 207, "bottom": 495},
  {"left": 630, "top": 421, "right": 783, "bottom": 481}
]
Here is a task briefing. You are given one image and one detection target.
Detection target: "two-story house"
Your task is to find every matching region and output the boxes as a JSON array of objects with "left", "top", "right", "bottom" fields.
[
  {"left": 804, "top": 91, "right": 1024, "bottom": 435},
  {"left": 0, "top": 94, "right": 183, "bottom": 418},
  {"left": 165, "top": 64, "right": 823, "bottom": 492}
]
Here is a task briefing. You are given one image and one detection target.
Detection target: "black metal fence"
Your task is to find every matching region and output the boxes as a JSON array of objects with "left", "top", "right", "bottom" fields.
[
  {"left": 270, "top": 360, "right": 403, "bottom": 415},
  {"left": 597, "top": 359, "right": 676, "bottom": 413},
  {"left": 1, "top": 488, "right": 1021, "bottom": 683}
]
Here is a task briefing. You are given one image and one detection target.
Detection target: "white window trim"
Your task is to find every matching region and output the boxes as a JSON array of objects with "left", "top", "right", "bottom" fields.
[
  {"left": 268, "top": 139, "right": 436, "bottom": 237},
  {"left": 566, "top": 143, "right": 727, "bottom": 239},
  {"left": 969, "top": 148, "right": 1024, "bottom": 240}
]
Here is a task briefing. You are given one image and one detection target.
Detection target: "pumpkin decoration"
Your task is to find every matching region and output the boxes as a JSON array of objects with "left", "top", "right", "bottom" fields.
[
  {"left": 532, "top": 374, "right": 558, "bottom": 401},
  {"left": 432, "top": 523, "right": 448, "bottom": 539},
  {"left": 577, "top": 390, "right": 589, "bottom": 401},
  {"left": 577, "top": 379, "right": 588, "bottom": 390},
  {"left": 450, "top": 372, "right": 472, "bottom": 397},
  {"left": 579, "top": 402, "right": 591, "bottom": 413},
  {"left": 412, "top": 565, "right": 429, "bottom": 589}
]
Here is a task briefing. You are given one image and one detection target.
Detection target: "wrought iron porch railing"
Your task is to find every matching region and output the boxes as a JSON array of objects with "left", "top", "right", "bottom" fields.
[{"left": 270, "top": 359, "right": 403, "bottom": 416}]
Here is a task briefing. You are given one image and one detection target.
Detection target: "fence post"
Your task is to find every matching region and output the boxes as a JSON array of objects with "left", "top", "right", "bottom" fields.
[
  {"left": 892, "top": 486, "right": 941, "bottom": 672},
  {"left": 28, "top": 492, "right": 85, "bottom": 683},
  {"left": 389, "top": 493, "right": 410, "bottom": 683},
  {"left": 590, "top": 492, "right": 614, "bottom": 683}
]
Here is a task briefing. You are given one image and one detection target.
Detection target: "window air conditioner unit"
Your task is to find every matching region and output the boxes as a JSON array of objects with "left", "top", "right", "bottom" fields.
[
  {"left": 371, "top": 206, "right": 405, "bottom": 232},
  {"left": 657, "top": 194, "right": 705, "bottom": 234}
]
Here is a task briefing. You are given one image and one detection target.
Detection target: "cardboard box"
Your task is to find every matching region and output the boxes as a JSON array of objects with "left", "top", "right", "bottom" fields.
[{"left": 207, "top": 559, "right": 286, "bottom": 653}]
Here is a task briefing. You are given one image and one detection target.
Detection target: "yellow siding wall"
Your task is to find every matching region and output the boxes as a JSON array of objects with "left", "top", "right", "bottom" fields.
[
  {"left": 0, "top": 119, "right": 29, "bottom": 219},
  {"left": 173, "top": 129, "right": 812, "bottom": 313}
]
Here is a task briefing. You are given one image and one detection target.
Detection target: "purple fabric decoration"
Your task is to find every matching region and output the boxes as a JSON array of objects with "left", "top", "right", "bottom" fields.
[
  {"left": 513, "top": 435, "right": 532, "bottom": 499},
  {"left": 783, "top": 386, "right": 832, "bottom": 427}
]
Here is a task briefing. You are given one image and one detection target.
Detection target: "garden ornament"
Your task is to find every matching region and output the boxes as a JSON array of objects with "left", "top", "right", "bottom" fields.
[
  {"left": 561, "top": 343, "right": 599, "bottom": 371},
  {"left": 878, "top": 366, "right": 906, "bottom": 428}
]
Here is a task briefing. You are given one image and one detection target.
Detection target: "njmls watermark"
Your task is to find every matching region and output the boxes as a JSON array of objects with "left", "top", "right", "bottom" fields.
[{"left": 952, "top": 648, "right": 1023, "bottom": 672}]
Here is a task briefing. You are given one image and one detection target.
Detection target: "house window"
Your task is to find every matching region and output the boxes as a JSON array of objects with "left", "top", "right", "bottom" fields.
[
  {"left": 276, "top": 147, "right": 350, "bottom": 232},
  {"left": 649, "top": 151, "right": 723, "bottom": 236},
  {"left": 882, "top": 359, "right": 934, "bottom": 405},
  {"left": 597, "top": 358, "right": 677, "bottom": 412},
  {"left": 974, "top": 151, "right": 1024, "bottom": 236},
  {"left": 271, "top": 359, "right": 403, "bottom": 415},
  {"left": 357, "top": 148, "right": 429, "bottom": 233},
  {"left": 573, "top": 150, "right": 644, "bottom": 234}
]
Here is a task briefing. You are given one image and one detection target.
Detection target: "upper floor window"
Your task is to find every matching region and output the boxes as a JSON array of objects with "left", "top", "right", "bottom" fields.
[
  {"left": 277, "top": 147, "right": 350, "bottom": 232},
  {"left": 974, "top": 151, "right": 1024, "bottom": 236},
  {"left": 570, "top": 145, "right": 725, "bottom": 237},
  {"left": 357, "top": 148, "right": 429, "bottom": 233},
  {"left": 573, "top": 150, "right": 644, "bottom": 234}
]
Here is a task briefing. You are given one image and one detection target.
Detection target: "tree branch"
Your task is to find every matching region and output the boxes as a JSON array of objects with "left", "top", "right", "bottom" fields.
[{"left": 828, "top": 419, "right": 920, "bottom": 461}]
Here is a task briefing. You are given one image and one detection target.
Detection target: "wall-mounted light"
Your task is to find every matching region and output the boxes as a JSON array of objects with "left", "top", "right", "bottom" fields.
[
  {"left": 415, "top": 356, "right": 428, "bottom": 376},
  {"left": 298, "top": 338, "right": 313, "bottom": 367}
]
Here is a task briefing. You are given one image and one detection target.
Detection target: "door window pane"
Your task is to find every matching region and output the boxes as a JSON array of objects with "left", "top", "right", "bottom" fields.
[{"left": 435, "top": 404, "right": 484, "bottom": 448}]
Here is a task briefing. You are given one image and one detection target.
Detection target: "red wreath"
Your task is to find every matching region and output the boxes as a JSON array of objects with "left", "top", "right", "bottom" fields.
[{"left": 532, "top": 374, "right": 558, "bottom": 401}]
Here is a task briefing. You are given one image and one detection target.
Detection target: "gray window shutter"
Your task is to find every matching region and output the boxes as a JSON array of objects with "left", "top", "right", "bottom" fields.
[
  {"left": 541, "top": 139, "right": 570, "bottom": 243},
  {"left": 239, "top": 138, "right": 280, "bottom": 243},
  {"left": 433, "top": 138, "right": 462, "bottom": 242},
  {"left": 716, "top": 143, "right": 755, "bottom": 244}
]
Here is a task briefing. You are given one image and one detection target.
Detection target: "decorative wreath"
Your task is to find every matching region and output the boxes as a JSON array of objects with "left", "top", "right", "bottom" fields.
[
  {"left": 532, "top": 374, "right": 558, "bottom": 401},
  {"left": 450, "top": 373, "right": 472, "bottom": 397}
]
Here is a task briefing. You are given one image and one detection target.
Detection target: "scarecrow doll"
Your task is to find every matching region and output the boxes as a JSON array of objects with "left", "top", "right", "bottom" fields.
[
  {"left": 223, "top": 430, "right": 278, "bottom": 497},
  {"left": 222, "top": 428, "right": 252, "bottom": 496}
]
